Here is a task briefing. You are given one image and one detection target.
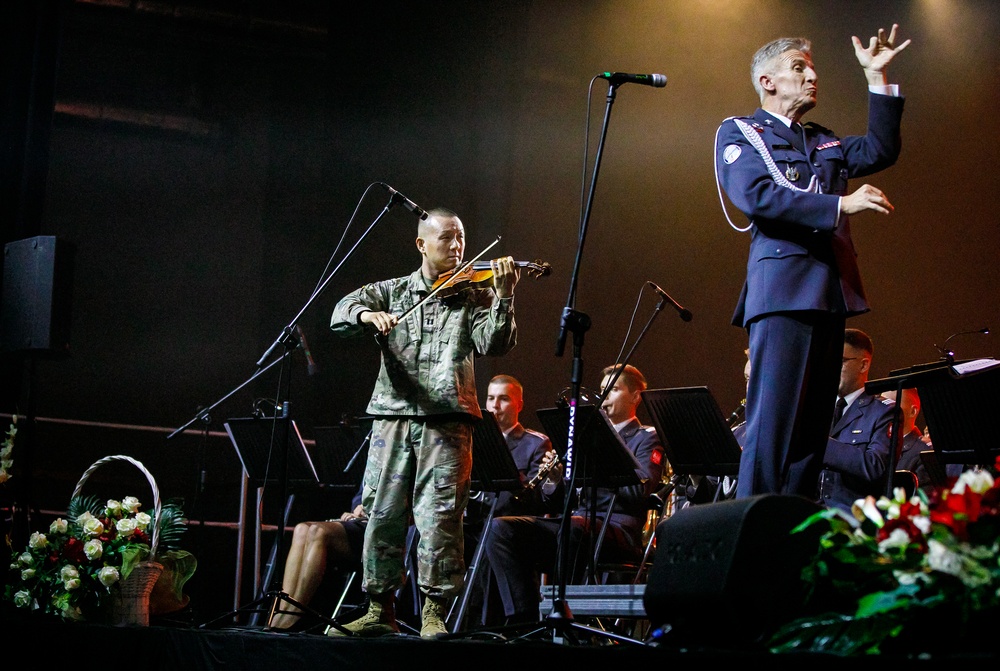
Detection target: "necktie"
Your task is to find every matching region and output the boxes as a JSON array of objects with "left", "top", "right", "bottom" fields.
[
  {"left": 790, "top": 122, "right": 805, "bottom": 151},
  {"left": 832, "top": 396, "right": 847, "bottom": 428}
]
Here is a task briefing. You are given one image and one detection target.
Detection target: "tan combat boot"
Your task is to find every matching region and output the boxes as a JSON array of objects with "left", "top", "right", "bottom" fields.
[
  {"left": 327, "top": 593, "right": 399, "bottom": 638},
  {"left": 420, "top": 595, "right": 449, "bottom": 639}
]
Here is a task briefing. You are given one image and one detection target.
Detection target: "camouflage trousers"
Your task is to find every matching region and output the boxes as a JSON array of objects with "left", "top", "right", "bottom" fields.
[{"left": 360, "top": 417, "right": 473, "bottom": 600}]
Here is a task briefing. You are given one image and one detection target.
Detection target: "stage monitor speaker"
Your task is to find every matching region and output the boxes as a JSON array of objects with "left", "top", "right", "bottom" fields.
[
  {"left": 1, "top": 235, "right": 74, "bottom": 357},
  {"left": 643, "top": 494, "right": 822, "bottom": 648}
]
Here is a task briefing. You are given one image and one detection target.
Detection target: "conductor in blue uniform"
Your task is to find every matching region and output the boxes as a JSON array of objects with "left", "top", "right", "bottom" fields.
[{"left": 714, "top": 25, "right": 910, "bottom": 499}]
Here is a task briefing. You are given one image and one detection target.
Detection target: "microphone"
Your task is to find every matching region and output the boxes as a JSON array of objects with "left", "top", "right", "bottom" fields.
[
  {"left": 648, "top": 281, "right": 692, "bottom": 321},
  {"left": 380, "top": 183, "right": 428, "bottom": 220},
  {"left": 727, "top": 399, "right": 746, "bottom": 427},
  {"left": 935, "top": 326, "right": 990, "bottom": 364},
  {"left": 294, "top": 324, "right": 318, "bottom": 376},
  {"left": 598, "top": 72, "right": 667, "bottom": 88}
]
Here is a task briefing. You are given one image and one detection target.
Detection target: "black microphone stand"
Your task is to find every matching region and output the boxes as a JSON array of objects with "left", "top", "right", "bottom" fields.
[
  {"left": 180, "top": 186, "right": 407, "bottom": 631},
  {"left": 513, "top": 78, "right": 646, "bottom": 646},
  {"left": 581, "top": 287, "right": 679, "bottom": 584}
]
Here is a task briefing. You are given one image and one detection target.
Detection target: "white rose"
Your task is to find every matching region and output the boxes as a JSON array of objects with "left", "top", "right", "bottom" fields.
[
  {"left": 28, "top": 532, "right": 48, "bottom": 550},
  {"left": 106, "top": 499, "right": 123, "bottom": 517},
  {"left": 877, "top": 527, "right": 911, "bottom": 552},
  {"left": 135, "top": 511, "right": 151, "bottom": 529},
  {"left": 926, "top": 539, "right": 964, "bottom": 576},
  {"left": 116, "top": 517, "right": 138, "bottom": 537},
  {"left": 83, "top": 517, "right": 105, "bottom": 537},
  {"left": 49, "top": 518, "right": 68, "bottom": 534},
  {"left": 76, "top": 510, "right": 95, "bottom": 525},
  {"left": 60, "top": 564, "right": 80, "bottom": 581},
  {"left": 960, "top": 469, "right": 994, "bottom": 495},
  {"left": 18, "top": 551, "right": 34, "bottom": 567},
  {"left": 63, "top": 577, "right": 81, "bottom": 591},
  {"left": 13, "top": 589, "right": 31, "bottom": 608},
  {"left": 20, "top": 568, "right": 35, "bottom": 580},
  {"left": 84, "top": 538, "right": 103, "bottom": 560},
  {"left": 98, "top": 566, "right": 120, "bottom": 587},
  {"left": 122, "top": 496, "right": 141, "bottom": 513}
]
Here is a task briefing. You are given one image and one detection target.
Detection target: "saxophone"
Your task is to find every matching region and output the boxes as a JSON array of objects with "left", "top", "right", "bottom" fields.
[{"left": 522, "top": 453, "right": 562, "bottom": 491}]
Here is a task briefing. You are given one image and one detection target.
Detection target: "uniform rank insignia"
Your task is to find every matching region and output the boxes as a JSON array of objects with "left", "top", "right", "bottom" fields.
[
  {"left": 817, "top": 140, "right": 841, "bottom": 151},
  {"left": 785, "top": 166, "right": 799, "bottom": 181},
  {"left": 751, "top": 122, "right": 765, "bottom": 133},
  {"left": 723, "top": 144, "right": 742, "bottom": 164}
]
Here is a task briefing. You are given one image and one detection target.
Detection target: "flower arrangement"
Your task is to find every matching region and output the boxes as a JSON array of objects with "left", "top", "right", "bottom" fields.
[
  {"left": 3, "top": 493, "right": 196, "bottom": 623},
  {"left": 768, "top": 457, "right": 1000, "bottom": 656}
]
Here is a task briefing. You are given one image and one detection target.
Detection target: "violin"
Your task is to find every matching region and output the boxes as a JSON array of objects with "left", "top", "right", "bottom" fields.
[
  {"left": 391, "top": 237, "right": 551, "bottom": 326},
  {"left": 430, "top": 259, "right": 552, "bottom": 298}
]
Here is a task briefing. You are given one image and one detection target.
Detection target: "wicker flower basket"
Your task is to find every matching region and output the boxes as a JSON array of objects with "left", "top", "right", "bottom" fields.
[{"left": 71, "top": 454, "right": 165, "bottom": 626}]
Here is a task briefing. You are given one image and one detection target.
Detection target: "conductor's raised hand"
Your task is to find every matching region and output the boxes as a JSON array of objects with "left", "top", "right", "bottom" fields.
[
  {"left": 491, "top": 255, "right": 520, "bottom": 299},
  {"left": 852, "top": 23, "right": 911, "bottom": 84}
]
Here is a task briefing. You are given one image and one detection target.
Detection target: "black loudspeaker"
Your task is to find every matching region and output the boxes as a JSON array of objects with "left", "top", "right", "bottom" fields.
[
  {"left": 1, "top": 235, "right": 75, "bottom": 356},
  {"left": 643, "top": 494, "right": 822, "bottom": 648}
]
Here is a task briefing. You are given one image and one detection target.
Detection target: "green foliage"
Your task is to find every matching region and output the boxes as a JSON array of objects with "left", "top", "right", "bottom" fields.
[{"left": 767, "top": 466, "right": 1000, "bottom": 656}]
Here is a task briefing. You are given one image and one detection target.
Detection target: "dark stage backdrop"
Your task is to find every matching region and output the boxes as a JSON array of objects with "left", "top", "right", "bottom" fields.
[{"left": 2, "top": 1, "right": 998, "bottom": 620}]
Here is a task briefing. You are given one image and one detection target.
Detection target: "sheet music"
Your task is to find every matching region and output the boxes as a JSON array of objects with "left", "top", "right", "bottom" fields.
[{"left": 952, "top": 358, "right": 1000, "bottom": 375}]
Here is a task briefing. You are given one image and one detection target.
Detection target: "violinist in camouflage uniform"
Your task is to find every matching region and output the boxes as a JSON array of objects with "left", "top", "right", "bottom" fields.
[
  {"left": 714, "top": 25, "right": 910, "bottom": 501},
  {"left": 329, "top": 207, "right": 519, "bottom": 638}
]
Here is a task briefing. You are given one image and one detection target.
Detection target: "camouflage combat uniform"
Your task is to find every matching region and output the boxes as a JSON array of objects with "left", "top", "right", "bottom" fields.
[{"left": 331, "top": 269, "right": 516, "bottom": 600}]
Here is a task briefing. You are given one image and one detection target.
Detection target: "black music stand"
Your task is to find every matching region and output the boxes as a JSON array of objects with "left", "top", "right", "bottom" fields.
[
  {"left": 310, "top": 418, "right": 373, "bottom": 489},
  {"left": 226, "top": 417, "right": 318, "bottom": 486},
  {"left": 640, "top": 386, "right": 742, "bottom": 480},
  {"left": 445, "top": 410, "right": 524, "bottom": 634},
  {"left": 536, "top": 404, "right": 643, "bottom": 489},
  {"left": 867, "top": 358, "right": 1000, "bottom": 474},
  {"left": 199, "top": 418, "right": 348, "bottom": 633},
  {"left": 449, "top": 404, "right": 645, "bottom": 646}
]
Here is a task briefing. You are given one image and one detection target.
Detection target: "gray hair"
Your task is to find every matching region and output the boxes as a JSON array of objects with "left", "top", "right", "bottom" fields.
[{"left": 751, "top": 37, "right": 811, "bottom": 100}]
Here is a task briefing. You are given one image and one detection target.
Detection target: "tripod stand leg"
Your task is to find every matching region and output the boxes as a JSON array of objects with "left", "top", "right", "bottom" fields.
[
  {"left": 250, "top": 493, "right": 295, "bottom": 626},
  {"left": 448, "top": 496, "right": 498, "bottom": 631},
  {"left": 199, "top": 589, "right": 353, "bottom": 635}
]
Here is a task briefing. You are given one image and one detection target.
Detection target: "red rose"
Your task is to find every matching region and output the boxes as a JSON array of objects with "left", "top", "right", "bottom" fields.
[{"left": 63, "top": 536, "right": 87, "bottom": 563}]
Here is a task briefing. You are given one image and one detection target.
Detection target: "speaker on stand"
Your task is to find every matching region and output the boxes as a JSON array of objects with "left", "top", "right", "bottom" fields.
[{"left": 1, "top": 235, "right": 75, "bottom": 549}]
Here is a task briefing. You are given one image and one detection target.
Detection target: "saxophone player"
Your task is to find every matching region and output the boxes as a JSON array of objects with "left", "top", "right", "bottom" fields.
[
  {"left": 464, "top": 374, "right": 552, "bottom": 627},
  {"left": 482, "top": 363, "right": 666, "bottom": 626}
]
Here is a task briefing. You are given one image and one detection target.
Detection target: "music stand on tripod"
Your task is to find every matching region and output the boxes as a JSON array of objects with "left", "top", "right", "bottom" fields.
[
  {"left": 310, "top": 418, "right": 373, "bottom": 490},
  {"left": 639, "top": 386, "right": 742, "bottom": 495},
  {"left": 446, "top": 409, "right": 524, "bottom": 633},
  {"left": 867, "top": 358, "right": 1000, "bottom": 471},
  {"left": 198, "top": 417, "right": 348, "bottom": 633}
]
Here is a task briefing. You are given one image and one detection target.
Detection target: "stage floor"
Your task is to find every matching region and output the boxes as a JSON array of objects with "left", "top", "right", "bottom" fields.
[{"left": 2, "top": 607, "right": 995, "bottom": 669}]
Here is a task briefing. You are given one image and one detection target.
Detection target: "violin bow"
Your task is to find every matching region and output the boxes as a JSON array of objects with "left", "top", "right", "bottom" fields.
[{"left": 395, "top": 235, "right": 502, "bottom": 324}]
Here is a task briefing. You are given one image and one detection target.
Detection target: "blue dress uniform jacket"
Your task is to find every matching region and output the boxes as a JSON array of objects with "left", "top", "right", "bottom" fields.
[
  {"left": 542, "top": 418, "right": 665, "bottom": 552},
  {"left": 470, "top": 422, "right": 551, "bottom": 519},
  {"left": 495, "top": 423, "right": 551, "bottom": 516},
  {"left": 716, "top": 93, "right": 905, "bottom": 326},
  {"left": 819, "top": 393, "right": 896, "bottom": 512},
  {"left": 716, "top": 92, "right": 905, "bottom": 499}
]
